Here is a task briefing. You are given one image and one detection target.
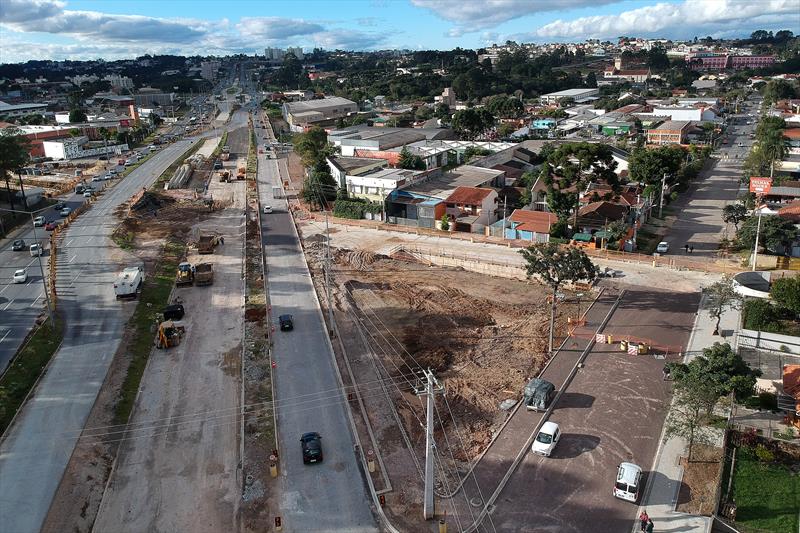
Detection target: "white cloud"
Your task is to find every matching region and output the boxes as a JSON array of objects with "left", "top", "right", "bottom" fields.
[
  {"left": 536, "top": 0, "right": 800, "bottom": 39},
  {"left": 311, "top": 29, "right": 386, "bottom": 50},
  {"left": 0, "top": 0, "right": 63, "bottom": 23},
  {"left": 412, "top": 0, "right": 619, "bottom": 31},
  {"left": 236, "top": 17, "right": 325, "bottom": 40}
]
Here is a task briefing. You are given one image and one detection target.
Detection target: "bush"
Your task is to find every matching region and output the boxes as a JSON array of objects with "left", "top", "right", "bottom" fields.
[
  {"left": 333, "top": 198, "right": 382, "bottom": 219},
  {"left": 754, "top": 444, "right": 775, "bottom": 463},
  {"left": 743, "top": 299, "right": 783, "bottom": 332}
]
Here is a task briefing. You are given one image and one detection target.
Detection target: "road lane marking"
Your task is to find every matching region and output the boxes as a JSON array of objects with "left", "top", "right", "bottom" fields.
[
  {"left": 66, "top": 239, "right": 74, "bottom": 246},
  {"left": 86, "top": 237, "right": 94, "bottom": 244},
  {"left": 30, "top": 292, "right": 43, "bottom": 307},
  {"left": 69, "top": 255, "right": 77, "bottom": 264},
  {"left": 0, "top": 330, "right": 9, "bottom": 343},
  {"left": 3, "top": 299, "right": 14, "bottom": 311}
]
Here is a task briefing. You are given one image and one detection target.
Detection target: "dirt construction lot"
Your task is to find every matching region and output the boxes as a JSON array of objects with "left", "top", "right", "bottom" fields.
[{"left": 92, "top": 164, "right": 247, "bottom": 532}]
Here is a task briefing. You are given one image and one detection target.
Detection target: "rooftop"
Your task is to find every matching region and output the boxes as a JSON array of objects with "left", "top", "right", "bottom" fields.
[
  {"left": 328, "top": 156, "right": 386, "bottom": 174},
  {"left": 509, "top": 209, "right": 557, "bottom": 234},
  {"left": 402, "top": 165, "right": 503, "bottom": 199},
  {"left": 284, "top": 96, "right": 356, "bottom": 114},
  {"left": 650, "top": 120, "right": 692, "bottom": 131},
  {"left": 445, "top": 186, "right": 495, "bottom": 205}
]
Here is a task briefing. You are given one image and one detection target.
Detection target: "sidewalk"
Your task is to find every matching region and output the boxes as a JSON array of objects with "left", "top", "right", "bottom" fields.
[{"left": 638, "top": 292, "right": 740, "bottom": 533}]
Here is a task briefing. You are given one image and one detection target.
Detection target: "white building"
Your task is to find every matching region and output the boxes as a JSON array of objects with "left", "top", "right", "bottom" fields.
[
  {"left": 103, "top": 74, "right": 134, "bottom": 90},
  {"left": 0, "top": 100, "right": 48, "bottom": 118},
  {"left": 200, "top": 61, "right": 220, "bottom": 81},
  {"left": 282, "top": 96, "right": 358, "bottom": 132},
  {"left": 42, "top": 136, "right": 128, "bottom": 160},
  {"left": 287, "top": 47, "right": 304, "bottom": 60},
  {"left": 647, "top": 106, "right": 718, "bottom": 122},
  {"left": 540, "top": 88, "right": 600, "bottom": 105},
  {"left": 345, "top": 167, "right": 425, "bottom": 202}
]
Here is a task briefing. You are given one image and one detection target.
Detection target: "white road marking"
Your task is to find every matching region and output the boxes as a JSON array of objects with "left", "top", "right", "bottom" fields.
[
  {"left": 30, "top": 292, "right": 43, "bottom": 307},
  {"left": 0, "top": 330, "right": 10, "bottom": 343},
  {"left": 69, "top": 255, "right": 77, "bottom": 264},
  {"left": 3, "top": 299, "right": 14, "bottom": 311}
]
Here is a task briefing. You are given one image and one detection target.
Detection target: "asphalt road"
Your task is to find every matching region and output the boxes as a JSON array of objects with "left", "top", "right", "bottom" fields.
[
  {"left": 0, "top": 173, "right": 123, "bottom": 371},
  {"left": 0, "top": 140, "right": 193, "bottom": 533},
  {"left": 257, "top": 144, "right": 378, "bottom": 532},
  {"left": 662, "top": 97, "right": 760, "bottom": 257}
]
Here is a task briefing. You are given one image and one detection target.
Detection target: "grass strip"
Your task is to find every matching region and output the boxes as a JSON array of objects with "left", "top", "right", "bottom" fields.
[
  {"left": 732, "top": 447, "right": 800, "bottom": 533},
  {"left": 113, "top": 239, "right": 183, "bottom": 425},
  {"left": 0, "top": 316, "right": 65, "bottom": 434},
  {"left": 151, "top": 139, "right": 203, "bottom": 190}
]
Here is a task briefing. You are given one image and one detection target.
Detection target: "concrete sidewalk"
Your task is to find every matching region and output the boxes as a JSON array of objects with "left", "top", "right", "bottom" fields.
[{"left": 637, "top": 291, "right": 740, "bottom": 533}]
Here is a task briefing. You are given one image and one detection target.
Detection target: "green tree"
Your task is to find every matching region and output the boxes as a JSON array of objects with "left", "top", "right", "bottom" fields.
[
  {"left": 761, "top": 79, "right": 799, "bottom": 105},
  {"left": 0, "top": 130, "right": 31, "bottom": 217},
  {"left": 722, "top": 203, "right": 748, "bottom": 231},
  {"left": 519, "top": 243, "right": 597, "bottom": 355},
  {"left": 705, "top": 277, "right": 742, "bottom": 335},
  {"left": 292, "top": 126, "right": 332, "bottom": 167},
  {"left": 664, "top": 381, "right": 717, "bottom": 462},
  {"left": 451, "top": 107, "right": 495, "bottom": 140},
  {"left": 585, "top": 71, "right": 597, "bottom": 88},
  {"left": 68, "top": 108, "right": 87, "bottom": 123},
  {"left": 434, "top": 103, "right": 451, "bottom": 123},
  {"left": 669, "top": 342, "right": 760, "bottom": 405},
  {"left": 301, "top": 161, "right": 337, "bottom": 210},
  {"left": 737, "top": 215, "right": 799, "bottom": 252},
  {"left": 771, "top": 276, "right": 800, "bottom": 317},
  {"left": 628, "top": 146, "right": 684, "bottom": 195},
  {"left": 440, "top": 214, "right": 450, "bottom": 231},
  {"left": 397, "top": 146, "right": 426, "bottom": 170}
]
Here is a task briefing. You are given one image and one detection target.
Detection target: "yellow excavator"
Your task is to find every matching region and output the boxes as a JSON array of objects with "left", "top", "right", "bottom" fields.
[{"left": 176, "top": 261, "right": 194, "bottom": 286}]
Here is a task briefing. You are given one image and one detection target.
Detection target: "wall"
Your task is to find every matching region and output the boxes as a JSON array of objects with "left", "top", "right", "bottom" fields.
[{"left": 736, "top": 329, "right": 800, "bottom": 356}]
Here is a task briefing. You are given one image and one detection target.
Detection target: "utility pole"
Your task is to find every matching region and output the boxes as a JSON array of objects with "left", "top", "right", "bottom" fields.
[
  {"left": 415, "top": 369, "right": 444, "bottom": 520},
  {"left": 323, "top": 210, "right": 334, "bottom": 337},
  {"left": 502, "top": 195, "right": 507, "bottom": 232},
  {"left": 752, "top": 202, "right": 763, "bottom": 272},
  {"left": 659, "top": 172, "right": 667, "bottom": 218},
  {"left": 29, "top": 211, "right": 54, "bottom": 326}
]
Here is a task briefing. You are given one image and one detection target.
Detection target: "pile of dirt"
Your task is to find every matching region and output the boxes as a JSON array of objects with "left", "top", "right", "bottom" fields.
[{"left": 131, "top": 190, "right": 172, "bottom": 214}]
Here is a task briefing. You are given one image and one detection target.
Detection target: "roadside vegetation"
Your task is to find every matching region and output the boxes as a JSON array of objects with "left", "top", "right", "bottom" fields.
[
  {"left": 152, "top": 139, "right": 203, "bottom": 189},
  {"left": 0, "top": 316, "right": 64, "bottom": 434},
  {"left": 113, "top": 239, "right": 183, "bottom": 425},
  {"left": 742, "top": 275, "right": 800, "bottom": 335}
]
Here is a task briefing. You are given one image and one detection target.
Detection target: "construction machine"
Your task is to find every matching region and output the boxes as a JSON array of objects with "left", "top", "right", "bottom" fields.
[
  {"left": 219, "top": 170, "right": 231, "bottom": 183},
  {"left": 236, "top": 166, "right": 246, "bottom": 180},
  {"left": 194, "top": 263, "right": 214, "bottom": 285},
  {"left": 156, "top": 320, "right": 185, "bottom": 349},
  {"left": 198, "top": 234, "right": 221, "bottom": 254},
  {"left": 176, "top": 262, "right": 194, "bottom": 286}
]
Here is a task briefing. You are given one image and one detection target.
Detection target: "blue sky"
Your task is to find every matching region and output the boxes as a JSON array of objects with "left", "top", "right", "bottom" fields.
[{"left": 0, "top": 0, "right": 798, "bottom": 62}]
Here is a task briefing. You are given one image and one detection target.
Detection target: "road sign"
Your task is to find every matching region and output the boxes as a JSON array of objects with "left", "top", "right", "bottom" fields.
[{"left": 749, "top": 177, "right": 772, "bottom": 194}]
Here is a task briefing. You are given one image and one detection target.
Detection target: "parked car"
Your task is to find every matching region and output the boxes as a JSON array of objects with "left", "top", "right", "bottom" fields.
[
  {"left": 53, "top": 202, "right": 66, "bottom": 210},
  {"left": 45, "top": 221, "right": 59, "bottom": 231},
  {"left": 531, "top": 421, "right": 561, "bottom": 457},
  {"left": 29, "top": 243, "right": 43, "bottom": 256},
  {"left": 11, "top": 239, "right": 26, "bottom": 251},
  {"left": 656, "top": 242, "right": 669, "bottom": 254},
  {"left": 163, "top": 304, "right": 185, "bottom": 321},
  {"left": 83, "top": 191, "right": 93, "bottom": 198},
  {"left": 263, "top": 205, "right": 273, "bottom": 214},
  {"left": 300, "top": 432, "right": 323, "bottom": 464},
  {"left": 92, "top": 175, "right": 103, "bottom": 182},
  {"left": 279, "top": 314, "right": 294, "bottom": 331},
  {"left": 614, "top": 462, "right": 643, "bottom": 503},
  {"left": 33, "top": 215, "right": 46, "bottom": 227},
  {"left": 13, "top": 268, "right": 28, "bottom": 284},
  {"left": 59, "top": 207, "right": 72, "bottom": 217},
  {"left": 523, "top": 378, "right": 556, "bottom": 411}
]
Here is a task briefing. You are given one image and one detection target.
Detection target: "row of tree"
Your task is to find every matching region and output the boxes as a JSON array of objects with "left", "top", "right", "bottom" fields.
[{"left": 743, "top": 116, "right": 789, "bottom": 178}]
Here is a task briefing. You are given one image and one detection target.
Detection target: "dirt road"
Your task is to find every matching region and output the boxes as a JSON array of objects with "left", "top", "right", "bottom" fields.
[{"left": 92, "top": 162, "right": 247, "bottom": 532}]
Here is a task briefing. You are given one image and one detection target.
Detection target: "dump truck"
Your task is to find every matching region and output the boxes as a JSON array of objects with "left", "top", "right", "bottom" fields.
[
  {"left": 220, "top": 152, "right": 230, "bottom": 161},
  {"left": 156, "top": 320, "right": 185, "bottom": 349},
  {"left": 194, "top": 263, "right": 214, "bottom": 285},
  {"left": 236, "top": 166, "right": 246, "bottom": 180},
  {"left": 219, "top": 170, "right": 231, "bottom": 183},
  {"left": 114, "top": 266, "right": 144, "bottom": 300},
  {"left": 197, "top": 234, "right": 221, "bottom": 254},
  {"left": 176, "top": 262, "right": 194, "bottom": 286}
]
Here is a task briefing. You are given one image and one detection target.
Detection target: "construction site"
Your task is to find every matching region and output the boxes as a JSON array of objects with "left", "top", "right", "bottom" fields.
[{"left": 300, "top": 237, "right": 583, "bottom": 529}]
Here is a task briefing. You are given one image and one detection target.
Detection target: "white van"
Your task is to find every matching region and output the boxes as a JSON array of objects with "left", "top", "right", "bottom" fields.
[
  {"left": 531, "top": 421, "right": 560, "bottom": 457},
  {"left": 614, "top": 462, "right": 643, "bottom": 502}
]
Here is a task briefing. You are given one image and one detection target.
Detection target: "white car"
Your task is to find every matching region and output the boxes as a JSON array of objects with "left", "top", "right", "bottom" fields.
[
  {"left": 13, "top": 268, "right": 27, "bottom": 284},
  {"left": 531, "top": 421, "right": 561, "bottom": 457},
  {"left": 263, "top": 205, "right": 273, "bottom": 214},
  {"left": 29, "top": 243, "right": 43, "bottom": 256},
  {"left": 656, "top": 242, "right": 669, "bottom": 254},
  {"left": 59, "top": 207, "right": 72, "bottom": 217},
  {"left": 92, "top": 175, "right": 103, "bottom": 182},
  {"left": 83, "top": 191, "right": 93, "bottom": 198},
  {"left": 33, "top": 215, "right": 45, "bottom": 227}
]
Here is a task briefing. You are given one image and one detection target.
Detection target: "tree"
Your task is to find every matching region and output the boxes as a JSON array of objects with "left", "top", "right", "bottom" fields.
[
  {"left": 664, "top": 383, "right": 717, "bottom": 462},
  {"left": 451, "top": 108, "right": 495, "bottom": 140},
  {"left": 771, "top": 276, "right": 800, "bottom": 317},
  {"left": 722, "top": 203, "right": 748, "bottom": 231},
  {"left": 628, "top": 146, "right": 684, "bottom": 195},
  {"left": 292, "top": 126, "right": 332, "bottom": 167},
  {"left": 705, "top": 277, "right": 742, "bottom": 335},
  {"left": 397, "top": 146, "right": 426, "bottom": 170},
  {"left": 670, "top": 343, "right": 760, "bottom": 405},
  {"left": 440, "top": 214, "right": 450, "bottom": 231},
  {"left": 68, "top": 108, "right": 87, "bottom": 123},
  {"left": 434, "top": 103, "right": 451, "bottom": 123},
  {"left": 762, "top": 79, "right": 799, "bottom": 105},
  {"left": 519, "top": 243, "right": 597, "bottom": 355},
  {"left": 737, "top": 215, "right": 799, "bottom": 252},
  {"left": 585, "top": 71, "right": 597, "bottom": 88},
  {"left": 300, "top": 161, "right": 337, "bottom": 210},
  {"left": 0, "top": 130, "right": 31, "bottom": 217}
]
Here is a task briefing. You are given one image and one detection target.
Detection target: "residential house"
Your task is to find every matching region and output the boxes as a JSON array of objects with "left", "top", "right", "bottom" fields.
[
  {"left": 576, "top": 201, "right": 630, "bottom": 233},
  {"left": 491, "top": 209, "right": 557, "bottom": 242},
  {"left": 345, "top": 167, "right": 426, "bottom": 203},
  {"left": 443, "top": 186, "right": 499, "bottom": 231},
  {"left": 327, "top": 156, "right": 387, "bottom": 188},
  {"left": 780, "top": 365, "right": 800, "bottom": 430}
]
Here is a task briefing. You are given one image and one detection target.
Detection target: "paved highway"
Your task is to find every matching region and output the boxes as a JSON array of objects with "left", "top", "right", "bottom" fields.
[
  {"left": 0, "top": 140, "right": 193, "bottom": 533},
  {"left": 256, "top": 134, "right": 378, "bottom": 532}
]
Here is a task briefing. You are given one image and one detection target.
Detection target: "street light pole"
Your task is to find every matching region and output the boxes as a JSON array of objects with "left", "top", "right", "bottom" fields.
[
  {"left": 659, "top": 172, "right": 667, "bottom": 218},
  {"left": 752, "top": 203, "right": 763, "bottom": 272},
  {"left": 29, "top": 211, "right": 54, "bottom": 326}
]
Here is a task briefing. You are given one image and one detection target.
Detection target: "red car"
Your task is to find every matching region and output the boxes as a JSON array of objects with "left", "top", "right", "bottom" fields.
[{"left": 45, "top": 221, "right": 59, "bottom": 231}]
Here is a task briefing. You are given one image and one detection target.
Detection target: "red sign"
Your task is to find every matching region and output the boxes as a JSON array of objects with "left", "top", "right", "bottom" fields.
[{"left": 749, "top": 177, "right": 773, "bottom": 194}]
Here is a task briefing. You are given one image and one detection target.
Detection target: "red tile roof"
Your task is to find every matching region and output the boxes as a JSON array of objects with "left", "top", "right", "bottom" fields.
[
  {"left": 784, "top": 128, "right": 800, "bottom": 140},
  {"left": 444, "top": 186, "right": 494, "bottom": 205},
  {"left": 783, "top": 364, "right": 800, "bottom": 412},
  {"left": 778, "top": 201, "right": 800, "bottom": 221},
  {"left": 509, "top": 209, "right": 557, "bottom": 234}
]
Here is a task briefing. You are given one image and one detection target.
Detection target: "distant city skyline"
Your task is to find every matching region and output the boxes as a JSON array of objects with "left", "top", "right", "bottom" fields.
[{"left": 0, "top": 0, "right": 798, "bottom": 63}]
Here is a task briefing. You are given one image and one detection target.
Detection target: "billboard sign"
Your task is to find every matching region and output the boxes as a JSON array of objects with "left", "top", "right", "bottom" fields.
[{"left": 749, "top": 177, "right": 772, "bottom": 195}]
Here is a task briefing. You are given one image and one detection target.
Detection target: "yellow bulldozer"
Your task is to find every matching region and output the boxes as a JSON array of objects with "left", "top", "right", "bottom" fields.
[{"left": 156, "top": 320, "right": 185, "bottom": 349}]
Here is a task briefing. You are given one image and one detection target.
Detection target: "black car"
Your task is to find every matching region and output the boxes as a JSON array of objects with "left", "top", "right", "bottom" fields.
[
  {"left": 300, "top": 432, "right": 323, "bottom": 464},
  {"left": 213, "top": 160, "right": 223, "bottom": 170},
  {"left": 11, "top": 239, "right": 26, "bottom": 251},
  {"left": 163, "top": 304, "right": 185, "bottom": 321},
  {"left": 53, "top": 202, "right": 66, "bottom": 211},
  {"left": 279, "top": 314, "right": 294, "bottom": 331}
]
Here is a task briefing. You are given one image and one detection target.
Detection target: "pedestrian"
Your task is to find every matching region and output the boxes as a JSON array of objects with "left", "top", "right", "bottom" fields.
[
  {"left": 639, "top": 510, "right": 649, "bottom": 532},
  {"left": 684, "top": 244, "right": 689, "bottom": 254},
  {"left": 662, "top": 364, "right": 671, "bottom": 381},
  {"left": 690, "top": 245, "right": 694, "bottom": 254},
  {"left": 646, "top": 518, "right": 654, "bottom": 533}
]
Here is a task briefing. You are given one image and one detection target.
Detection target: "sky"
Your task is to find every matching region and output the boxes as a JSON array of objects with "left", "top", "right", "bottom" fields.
[{"left": 0, "top": 0, "right": 799, "bottom": 63}]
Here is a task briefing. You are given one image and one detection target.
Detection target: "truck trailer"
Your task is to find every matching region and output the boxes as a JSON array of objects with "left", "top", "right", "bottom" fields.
[
  {"left": 194, "top": 263, "right": 214, "bottom": 285},
  {"left": 114, "top": 266, "right": 144, "bottom": 299},
  {"left": 198, "top": 234, "right": 221, "bottom": 254}
]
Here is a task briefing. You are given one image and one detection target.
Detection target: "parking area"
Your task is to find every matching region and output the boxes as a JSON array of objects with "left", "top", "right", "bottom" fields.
[{"left": 485, "top": 287, "right": 699, "bottom": 532}]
